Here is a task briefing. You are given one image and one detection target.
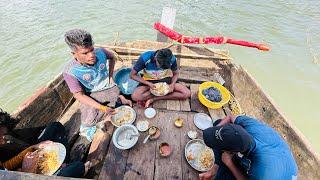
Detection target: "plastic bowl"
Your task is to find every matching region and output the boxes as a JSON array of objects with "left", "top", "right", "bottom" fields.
[
  {"left": 198, "top": 82, "right": 230, "bottom": 109},
  {"left": 113, "top": 67, "right": 139, "bottom": 95}
]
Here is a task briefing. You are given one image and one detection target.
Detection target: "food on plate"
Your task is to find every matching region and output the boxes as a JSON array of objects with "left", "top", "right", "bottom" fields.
[
  {"left": 187, "top": 152, "right": 194, "bottom": 161},
  {"left": 112, "top": 106, "right": 133, "bottom": 126},
  {"left": 37, "top": 150, "right": 59, "bottom": 174},
  {"left": 199, "top": 148, "right": 213, "bottom": 169},
  {"left": 151, "top": 82, "right": 169, "bottom": 96}
]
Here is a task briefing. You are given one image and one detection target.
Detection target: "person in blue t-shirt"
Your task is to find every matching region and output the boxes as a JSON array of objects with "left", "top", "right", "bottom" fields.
[
  {"left": 130, "top": 48, "right": 191, "bottom": 107},
  {"left": 200, "top": 115, "right": 298, "bottom": 180}
]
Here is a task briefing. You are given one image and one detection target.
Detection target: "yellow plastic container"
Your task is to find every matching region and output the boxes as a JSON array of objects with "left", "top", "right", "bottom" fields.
[{"left": 198, "top": 82, "right": 231, "bottom": 109}]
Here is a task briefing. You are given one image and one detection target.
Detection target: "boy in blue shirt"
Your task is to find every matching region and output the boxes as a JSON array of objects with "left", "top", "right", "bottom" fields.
[
  {"left": 200, "top": 115, "right": 298, "bottom": 180},
  {"left": 63, "top": 29, "right": 132, "bottom": 141},
  {"left": 130, "top": 48, "right": 191, "bottom": 107}
]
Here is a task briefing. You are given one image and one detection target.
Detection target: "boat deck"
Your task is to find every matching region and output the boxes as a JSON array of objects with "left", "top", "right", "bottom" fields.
[
  {"left": 5, "top": 40, "right": 319, "bottom": 179},
  {"left": 58, "top": 83, "right": 231, "bottom": 179}
]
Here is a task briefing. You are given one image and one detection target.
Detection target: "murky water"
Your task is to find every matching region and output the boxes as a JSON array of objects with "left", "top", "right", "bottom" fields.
[{"left": 0, "top": 0, "right": 319, "bottom": 152}]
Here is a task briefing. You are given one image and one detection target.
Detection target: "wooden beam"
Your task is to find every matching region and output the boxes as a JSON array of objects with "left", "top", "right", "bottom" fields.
[
  {"left": 167, "top": 100, "right": 181, "bottom": 111},
  {"left": 208, "top": 108, "right": 226, "bottom": 121},
  {"left": 0, "top": 170, "right": 87, "bottom": 180},
  {"left": 86, "top": 122, "right": 114, "bottom": 179},
  {"left": 190, "top": 84, "right": 209, "bottom": 114},
  {"left": 95, "top": 45, "right": 231, "bottom": 60}
]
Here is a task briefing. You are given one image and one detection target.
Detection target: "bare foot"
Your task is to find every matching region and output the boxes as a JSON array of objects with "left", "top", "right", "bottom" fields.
[
  {"left": 145, "top": 98, "right": 154, "bottom": 108},
  {"left": 119, "top": 95, "right": 133, "bottom": 107},
  {"left": 137, "top": 101, "right": 146, "bottom": 108}
]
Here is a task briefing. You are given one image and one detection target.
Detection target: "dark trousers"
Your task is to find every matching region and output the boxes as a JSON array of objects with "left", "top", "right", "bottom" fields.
[{"left": 56, "top": 161, "right": 85, "bottom": 178}]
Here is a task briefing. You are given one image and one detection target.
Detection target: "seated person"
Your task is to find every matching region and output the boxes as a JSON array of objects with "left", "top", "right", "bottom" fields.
[
  {"left": 1, "top": 141, "right": 91, "bottom": 177},
  {"left": 200, "top": 115, "right": 298, "bottom": 180},
  {"left": 130, "top": 48, "right": 191, "bottom": 107},
  {"left": 63, "top": 29, "right": 132, "bottom": 140},
  {"left": 0, "top": 108, "right": 90, "bottom": 177},
  {"left": 0, "top": 109, "right": 66, "bottom": 161}
]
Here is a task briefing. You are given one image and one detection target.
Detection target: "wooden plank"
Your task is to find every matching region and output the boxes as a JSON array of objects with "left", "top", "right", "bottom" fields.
[
  {"left": 179, "top": 70, "right": 212, "bottom": 84},
  {"left": 123, "top": 107, "right": 157, "bottom": 180},
  {"left": 167, "top": 100, "right": 181, "bottom": 111},
  {"left": 95, "top": 44, "right": 231, "bottom": 60},
  {"left": 190, "top": 84, "right": 209, "bottom": 114},
  {"left": 69, "top": 136, "right": 91, "bottom": 163},
  {"left": 153, "top": 100, "right": 167, "bottom": 110},
  {"left": 180, "top": 99, "right": 191, "bottom": 112},
  {"left": 98, "top": 142, "right": 129, "bottom": 180},
  {"left": 154, "top": 111, "right": 183, "bottom": 179},
  {"left": 222, "top": 105, "right": 233, "bottom": 116},
  {"left": 86, "top": 122, "right": 114, "bottom": 179},
  {"left": 14, "top": 87, "right": 64, "bottom": 129},
  {"left": 179, "top": 81, "right": 190, "bottom": 88},
  {"left": 54, "top": 80, "right": 74, "bottom": 106},
  {"left": 58, "top": 101, "right": 81, "bottom": 145},
  {"left": 157, "top": 7, "right": 176, "bottom": 42},
  {"left": 208, "top": 108, "right": 226, "bottom": 121},
  {"left": 0, "top": 170, "right": 87, "bottom": 180},
  {"left": 181, "top": 112, "right": 203, "bottom": 179},
  {"left": 99, "top": 105, "right": 143, "bottom": 180}
]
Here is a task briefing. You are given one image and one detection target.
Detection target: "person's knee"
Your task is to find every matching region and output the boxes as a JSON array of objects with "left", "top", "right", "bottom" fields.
[
  {"left": 131, "top": 88, "right": 148, "bottom": 101},
  {"left": 131, "top": 92, "right": 140, "bottom": 101},
  {"left": 182, "top": 88, "right": 191, "bottom": 99}
]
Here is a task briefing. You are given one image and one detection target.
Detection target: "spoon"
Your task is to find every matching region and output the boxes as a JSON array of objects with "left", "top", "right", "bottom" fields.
[
  {"left": 125, "top": 133, "right": 139, "bottom": 140},
  {"left": 143, "top": 126, "right": 157, "bottom": 144}
]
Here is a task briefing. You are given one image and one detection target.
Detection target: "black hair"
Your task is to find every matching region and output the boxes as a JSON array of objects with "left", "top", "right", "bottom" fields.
[
  {"left": 0, "top": 108, "right": 18, "bottom": 130},
  {"left": 64, "top": 29, "right": 94, "bottom": 51},
  {"left": 155, "top": 48, "right": 173, "bottom": 69}
]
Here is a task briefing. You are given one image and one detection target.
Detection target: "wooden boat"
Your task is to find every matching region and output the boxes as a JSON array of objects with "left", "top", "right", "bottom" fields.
[{"left": 1, "top": 40, "right": 319, "bottom": 179}]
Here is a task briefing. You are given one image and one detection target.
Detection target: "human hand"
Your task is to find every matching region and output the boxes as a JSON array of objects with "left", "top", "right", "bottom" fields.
[
  {"left": 0, "top": 136, "right": 6, "bottom": 145},
  {"left": 0, "top": 135, "right": 12, "bottom": 145},
  {"left": 222, "top": 151, "right": 234, "bottom": 166},
  {"left": 119, "top": 95, "right": 133, "bottom": 107},
  {"left": 99, "top": 105, "right": 114, "bottom": 115},
  {"left": 22, "top": 151, "right": 39, "bottom": 173},
  {"left": 34, "top": 140, "right": 54, "bottom": 149},
  {"left": 199, "top": 171, "right": 215, "bottom": 180},
  {"left": 147, "top": 82, "right": 156, "bottom": 90},
  {"left": 199, "top": 165, "right": 218, "bottom": 180},
  {"left": 169, "top": 83, "right": 175, "bottom": 93},
  {"left": 105, "top": 107, "right": 115, "bottom": 115}
]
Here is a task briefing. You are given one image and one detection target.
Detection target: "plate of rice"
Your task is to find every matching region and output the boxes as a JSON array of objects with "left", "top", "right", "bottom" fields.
[
  {"left": 185, "top": 139, "right": 214, "bottom": 172},
  {"left": 150, "top": 82, "right": 170, "bottom": 96},
  {"left": 36, "top": 142, "right": 66, "bottom": 175},
  {"left": 111, "top": 105, "right": 136, "bottom": 127}
]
